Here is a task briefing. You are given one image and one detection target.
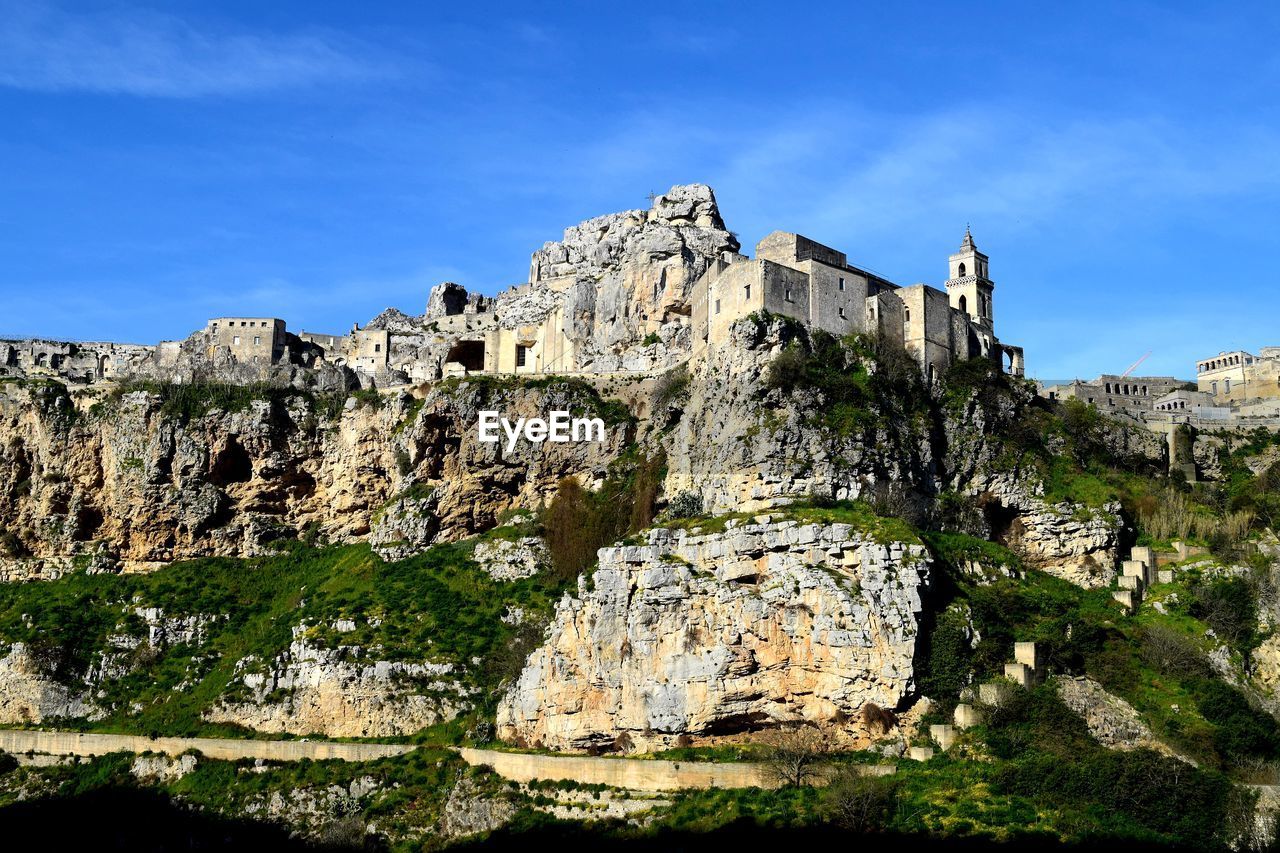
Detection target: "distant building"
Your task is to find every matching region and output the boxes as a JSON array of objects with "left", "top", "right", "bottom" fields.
[
  {"left": 1196, "top": 347, "right": 1280, "bottom": 405},
  {"left": 1040, "top": 375, "right": 1187, "bottom": 419}
]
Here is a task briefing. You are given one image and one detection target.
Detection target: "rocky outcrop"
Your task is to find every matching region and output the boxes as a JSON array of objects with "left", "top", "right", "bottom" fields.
[
  {"left": 497, "top": 518, "right": 931, "bottom": 752},
  {"left": 1001, "top": 492, "right": 1122, "bottom": 589},
  {"left": 0, "top": 643, "right": 101, "bottom": 724},
  {"left": 524, "top": 184, "right": 739, "bottom": 369},
  {"left": 369, "top": 489, "right": 439, "bottom": 561},
  {"left": 208, "top": 626, "right": 472, "bottom": 738},
  {"left": 1056, "top": 676, "right": 1186, "bottom": 760},
  {"left": 472, "top": 536, "right": 547, "bottom": 581},
  {"left": 663, "top": 316, "right": 936, "bottom": 515},
  {"left": 440, "top": 775, "right": 516, "bottom": 839},
  {"left": 131, "top": 753, "right": 199, "bottom": 783},
  {"left": 0, "top": 377, "right": 629, "bottom": 576}
]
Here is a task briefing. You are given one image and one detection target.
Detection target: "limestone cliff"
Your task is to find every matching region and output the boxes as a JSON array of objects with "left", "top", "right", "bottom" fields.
[
  {"left": 497, "top": 517, "right": 931, "bottom": 752},
  {"left": 663, "top": 314, "right": 936, "bottom": 515},
  {"left": 0, "top": 377, "right": 630, "bottom": 578},
  {"left": 660, "top": 314, "right": 1131, "bottom": 587}
]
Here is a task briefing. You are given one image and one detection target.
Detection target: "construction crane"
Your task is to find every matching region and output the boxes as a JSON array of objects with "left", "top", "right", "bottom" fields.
[{"left": 1120, "top": 351, "right": 1152, "bottom": 378}]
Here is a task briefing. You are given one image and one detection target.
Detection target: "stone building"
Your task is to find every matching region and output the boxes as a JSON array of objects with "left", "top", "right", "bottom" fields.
[
  {"left": 1040, "top": 375, "right": 1187, "bottom": 419},
  {"left": 3, "top": 184, "right": 1033, "bottom": 392},
  {"left": 692, "top": 227, "right": 1024, "bottom": 380},
  {"left": 0, "top": 339, "right": 153, "bottom": 383},
  {"left": 1196, "top": 347, "right": 1280, "bottom": 405},
  {"left": 205, "top": 318, "right": 286, "bottom": 366},
  {"left": 1153, "top": 389, "right": 1228, "bottom": 419}
]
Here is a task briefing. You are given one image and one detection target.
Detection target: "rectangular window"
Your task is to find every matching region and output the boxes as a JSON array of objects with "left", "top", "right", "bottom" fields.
[
  {"left": 1225, "top": 379, "right": 1231, "bottom": 392},
  {"left": 785, "top": 288, "right": 792, "bottom": 302},
  {"left": 374, "top": 343, "right": 381, "bottom": 352},
  {"left": 744, "top": 284, "right": 750, "bottom": 299},
  {"left": 838, "top": 277, "right": 845, "bottom": 291},
  {"left": 253, "top": 336, "right": 261, "bottom": 345},
  {"left": 516, "top": 345, "right": 527, "bottom": 367},
  {"left": 714, "top": 299, "right": 721, "bottom": 314},
  {"left": 233, "top": 335, "right": 241, "bottom": 345},
  {"left": 838, "top": 306, "right": 845, "bottom": 318}
]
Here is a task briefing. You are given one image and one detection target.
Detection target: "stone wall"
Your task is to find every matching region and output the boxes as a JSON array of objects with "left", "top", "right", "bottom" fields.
[
  {"left": 0, "top": 729, "right": 414, "bottom": 762},
  {"left": 457, "top": 747, "right": 776, "bottom": 791}
]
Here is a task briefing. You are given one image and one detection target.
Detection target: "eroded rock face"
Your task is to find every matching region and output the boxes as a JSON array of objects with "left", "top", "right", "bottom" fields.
[
  {"left": 1056, "top": 676, "right": 1187, "bottom": 760},
  {"left": 0, "top": 643, "right": 101, "bottom": 724},
  {"left": 663, "top": 316, "right": 936, "bottom": 515},
  {"left": 1013, "top": 500, "right": 1121, "bottom": 588},
  {"left": 472, "top": 537, "right": 547, "bottom": 581},
  {"left": 525, "top": 183, "right": 739, "bottom": 369},
  {"left": 207, "top": 626, "right": 471, "bottom": 738},
  {"left": 0, "top": 378, "right": 628, "bottom": 575},
  {"left": 497, "top": 519, "right": 931, "bottom": 752},
  {"left": 440, "top": 775, "right": 516, "bottom": 839}
]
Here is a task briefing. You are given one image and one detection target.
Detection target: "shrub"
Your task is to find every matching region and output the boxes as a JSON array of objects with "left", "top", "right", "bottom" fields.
[
  {"left": 824, "top": 769, "right": 899, "bottom": 833},
  {"left": 666, "top": 491, "right": 703, "bottom": 519},
  {"left": 543, "top": 478, "right": 600, "bottom": 582},
  {"left": 652, "top": 365, "right": 690, "bottom": 414},
  {"left": 542, "top": 452, "right": 665, "bottom": 581},
  {"left": 916, "top": 606, "right": 975, "bottom": 701},
  {"left": 1139, "top": 625, "right": 1210, "bottom": 680},
  {"left": 764, "top": 346, "right": 808, "bottom": 392},
  {"left": 1190, "top": 576, "right": 1259, "bottom": 651},
  {"left": 860, "top": 702, "right": 897, "bottom": 736}
]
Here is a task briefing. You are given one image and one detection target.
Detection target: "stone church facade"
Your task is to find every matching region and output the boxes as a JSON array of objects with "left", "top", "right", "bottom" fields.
[{"left": 692, "top": 227, "right": 1024, "bottom": 380}]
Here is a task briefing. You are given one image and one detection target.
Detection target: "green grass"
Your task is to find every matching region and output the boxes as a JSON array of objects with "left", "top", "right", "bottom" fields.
[
  {"left": 655, "top": 499, "right": 920, "bottom": 546},
  {"left": 0, "top": 541, "right": 573, "bottom": 739}
]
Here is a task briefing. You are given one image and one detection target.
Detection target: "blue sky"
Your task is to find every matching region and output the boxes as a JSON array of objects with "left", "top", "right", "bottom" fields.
[{"left": 2, "top": 2, "right": 1278, "bottom": 379}]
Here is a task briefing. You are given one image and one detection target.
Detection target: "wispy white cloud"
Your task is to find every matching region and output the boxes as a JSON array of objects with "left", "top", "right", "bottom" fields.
[
  {"left": 561, "top": 96, "right": 1279, "bottom": 229},
  {"left": 0, "top": 3, "right": 386, "bottom": 97}
]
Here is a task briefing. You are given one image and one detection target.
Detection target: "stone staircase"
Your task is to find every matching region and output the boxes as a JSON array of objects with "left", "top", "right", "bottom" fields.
[
  {"left": 1110, "top": 544, "right": 1200, "bottom": 613},
  {"left": 916, "top": 642, "right": 1045, "bottom": 758}
]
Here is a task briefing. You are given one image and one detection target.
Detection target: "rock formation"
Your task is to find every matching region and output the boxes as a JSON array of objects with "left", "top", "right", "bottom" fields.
[
  {"left": 0, "top": 643, "right": 101, "bottom": 724},
  {"left": 497, "top": 517, "right": 931, "bottom": 752},
  {"left": 0, "top": 377, "right": 629, "bottom": 577},
  {"left": 208, "top": 626, "right": 470, "bottom": 738}
]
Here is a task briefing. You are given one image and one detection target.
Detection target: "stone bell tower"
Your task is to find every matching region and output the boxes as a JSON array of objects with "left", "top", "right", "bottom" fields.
[{"left": 945, "top": 226, "right": 994, "bottom": 329}]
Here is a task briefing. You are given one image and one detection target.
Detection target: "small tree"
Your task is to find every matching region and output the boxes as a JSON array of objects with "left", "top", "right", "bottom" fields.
[{"left": 763, "top": 725, "right": 832, "bottom": 787}]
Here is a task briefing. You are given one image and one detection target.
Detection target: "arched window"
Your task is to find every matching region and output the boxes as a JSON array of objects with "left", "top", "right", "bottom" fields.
[
  {"left": 958, "top": 263, "right": 967, "bottom": 277},
  {"left": 959, "top": 295, "right": 968, "bottom": 316}
]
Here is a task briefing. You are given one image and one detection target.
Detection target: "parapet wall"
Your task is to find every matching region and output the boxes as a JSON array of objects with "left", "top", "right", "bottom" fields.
[
  {"left": 0, "top": 730, "right": 415, "bottom": 762},
  {"left": 457, "top": 746, "right": 776, "bottom": 790}
]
